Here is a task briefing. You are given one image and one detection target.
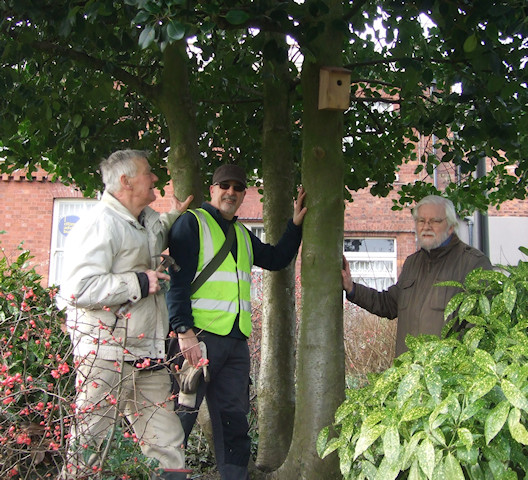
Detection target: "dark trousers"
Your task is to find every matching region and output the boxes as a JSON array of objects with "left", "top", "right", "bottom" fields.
[{"left": 169, "top": 332, "right": 251, "bottom": 480}]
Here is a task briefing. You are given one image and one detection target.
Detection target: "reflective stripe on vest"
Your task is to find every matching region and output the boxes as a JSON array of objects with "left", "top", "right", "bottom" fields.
[{"left": 190, "top": 209, "right": 254, "bottom": 336}]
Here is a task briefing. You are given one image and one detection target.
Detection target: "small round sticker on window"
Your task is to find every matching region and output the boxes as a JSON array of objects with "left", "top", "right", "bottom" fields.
[{"left": 59, "top": 216, "right": 80, "bottom": 236}]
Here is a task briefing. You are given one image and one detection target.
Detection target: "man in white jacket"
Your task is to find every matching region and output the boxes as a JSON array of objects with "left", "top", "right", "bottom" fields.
[{"left": 60, "top": 150, "right": 192, "bottom": 480}]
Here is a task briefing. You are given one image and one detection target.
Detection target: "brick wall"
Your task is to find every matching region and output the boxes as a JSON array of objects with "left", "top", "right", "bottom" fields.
[
  {"left": 343, "top": 186, "right": 416, "bottom": 275},
  {"left": 1, "top": 165, "right": 526, "bottom": 285},
  {"left": 1, "top": 172, "right": 80, "bottom": 284}
]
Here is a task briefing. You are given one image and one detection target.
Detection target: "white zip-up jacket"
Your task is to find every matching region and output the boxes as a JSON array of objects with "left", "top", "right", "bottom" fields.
[{"left": 59, "top": 192, "right": 180, "bottom": 361}]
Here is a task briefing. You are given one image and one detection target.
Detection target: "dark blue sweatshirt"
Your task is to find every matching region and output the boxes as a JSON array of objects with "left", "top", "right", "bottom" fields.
[{"left": 166, "top": 202, "right": 302, "bottom": 339}]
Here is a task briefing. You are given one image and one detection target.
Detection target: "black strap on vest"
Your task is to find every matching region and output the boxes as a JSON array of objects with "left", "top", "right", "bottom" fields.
[{"left": 190, "top": 223, "right": 236, "bottom": 295}]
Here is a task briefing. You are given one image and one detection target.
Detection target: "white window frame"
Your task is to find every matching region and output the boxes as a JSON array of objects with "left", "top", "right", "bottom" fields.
[
  {"left": 343, "top": 237, "right": 397, "bottom": 291},
  {"left": 243, "top": 223, "right": 265, "bottom": 297},
  {"left": 48, "top": 198, "right": 99, "bottom": 286}
]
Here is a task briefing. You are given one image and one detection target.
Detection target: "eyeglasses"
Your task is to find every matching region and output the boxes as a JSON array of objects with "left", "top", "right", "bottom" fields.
[
  {"left": 214, "top": 182, "right": 245, "bottom": 192},
  {"left": 416, "top": 217, "right": 446, "bottom": 227}
]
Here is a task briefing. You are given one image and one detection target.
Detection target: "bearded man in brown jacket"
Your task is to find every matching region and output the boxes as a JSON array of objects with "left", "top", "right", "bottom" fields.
[{"left": 342, "top": 195, "right": 492, "bottom": 357}]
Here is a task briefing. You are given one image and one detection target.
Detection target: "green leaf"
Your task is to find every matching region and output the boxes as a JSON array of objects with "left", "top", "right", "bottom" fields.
[
  {"left": 401, "top": 406, "right": 431, "bottom": 422},
  {"left": 444, "top": 452, "right": 465, "bottom": 480},
  {"left": 334, "top": 398, "right": 357, "bottom": 423},
  {"left": 353, "top": 424, "right": 385, "bottom": 460},
  {"left": 359, "top": 460, "right": 379, "bottom": 478},
  {"left": 73, "top": 114, "right": 82, "bottom": 128},
  {"left": 132, "top": 10, "right": 151, "bottom": 24},
  {"left": 424, "top": 366, "right": 442, "bottom": 402},
  {"left": 225, "top": 9, "right": 250, "bottom": 25},
  {"left": 444, "top": 292, "right": 465, "bottom": 321},
  {"left": 469, "top": 375, "right": 496, "bottom": 403},
  {"left": 508, "top": 408, "right": 528, "bottom": 445},
  {"left": 375, "top": 454, "right": 401, "bottom": 480},
  {"left": 383, "top": 425, "right": 400, "bottom": 462},
  {"left": 463, "top": 34, "right": 478, "bottom": 53},
  {"left": 463, "top": 326, "right": 484, "bottom": 352},
  {"left": 408, "top": 459, "right": 426, "bottom": 480},
  {"left": 321, "top": 436, "right": 344, "bottom": 458},
  {"left": 316, "top": 426, "right": 329, "bottom": 456},
  {"left": 503, "top": 280, "right": 517, "bottom": 314},
  {"left": 464, "top": 314, "right": 487, "bottom": 326},
  {"left": 456, "top": 446, "right": 479, "bottom": 466},
  {"left": 501, "top": 379, "right": 528, "bottom": 412},
  {"left": 166, "top": 20, "right": 185, "bottom": 41},
  {"left": 341, "top": 414, "right": 358, "bottom": 441},
  {"left": 436, "top": 280, "right": 463, "bottom": 288},
  {"left": 460, "top": 398, "right": 486, "bottom": 422},
  {"left": 473, "top": 348, "right": 497, "bottom": 375},
  {"left": 457, "top": 427, "right": 473, "bottom": 449},
  {"left": 430, "top": 408, "right": 450, "bottom": 433},
  {"left": 418, "top": 438, "right": 435, "bottom": 479},
  {"left": 401, "top": 432, "right": 425, "bottom": 470},
  {"left": 363, "top": 410, "right": 386, "bottom": 428},
  {"left": 458, "top": 294, "right": 477, "bottom": 320},
  {"left": 478, "top": 294, "right": 491, "bottom": 316},
  {"left": 397, "top": 369, "right": 422, "bottom": 407},
  {"left": 485, "top": 401, "right": 510, "bottom": 444},
  {"left": 138, "top": 25, "right": 156, "bottom": 49},
  {"left": 338, "top": 443, "right": 353, "bottom": 475}
]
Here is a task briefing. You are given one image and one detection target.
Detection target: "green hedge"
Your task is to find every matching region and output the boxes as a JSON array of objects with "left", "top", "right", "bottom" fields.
[{"left": 319, "top": 247, "right": 528, "bottom": 480}]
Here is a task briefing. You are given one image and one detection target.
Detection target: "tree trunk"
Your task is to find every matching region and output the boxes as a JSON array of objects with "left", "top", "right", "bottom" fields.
[
  {"left": 272, "top": 1, "right": 345, "bottom": 478},
  {"left": 158, "top": 41, "right": 203, "bottom": 204},
  {"left": 256, "top": 33, "right": 297, "bottom": 472}
]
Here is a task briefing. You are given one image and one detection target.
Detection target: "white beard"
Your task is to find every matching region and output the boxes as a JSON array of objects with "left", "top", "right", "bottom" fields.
[{"left": 418, "top": 229, "right": 451, "bottom": 251}]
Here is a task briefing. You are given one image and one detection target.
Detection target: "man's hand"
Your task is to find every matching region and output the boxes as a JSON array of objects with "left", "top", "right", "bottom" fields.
[
  {"left": 178, "top": 330, "right": 203, "bottom": 366},
  {"left": 341, "top": 255, "right": 355, "bottom": 295},
  {"left": 293, "top": 186, "right": 307, "bottom": 226},
  {"left": 171, "top": 194, "right": 194, "bottom": 214},
  {"left": 145, "top": 269, "right": 170, "bottom": 295}
]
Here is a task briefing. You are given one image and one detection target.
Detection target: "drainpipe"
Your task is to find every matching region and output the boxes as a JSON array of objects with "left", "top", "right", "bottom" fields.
[
  {"left": 432, "top": 133, "right": 438, "bottom": 187},
  {"left": 465, "top": 216, "right": 474, "bottom": 247},
  {"left": 476, "top": 158, "right": 490, "bottom": 256}
]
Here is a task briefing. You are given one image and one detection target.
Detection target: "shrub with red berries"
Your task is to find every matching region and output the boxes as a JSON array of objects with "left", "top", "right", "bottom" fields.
[{"left": 0, "top": 247, "right": 75, "bottom": 478}]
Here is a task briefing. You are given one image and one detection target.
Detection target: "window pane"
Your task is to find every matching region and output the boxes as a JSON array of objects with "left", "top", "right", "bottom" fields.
[
  {"left": 49, "top": 199, "right": 98, "bottom": 286},
  {"left": 344, "top": 237, "right": 397, "bottom": 291},
  {"left": 250, "top": 226, "right": 265, "bottom": 241},
  {"left": 344, "top": 238, "right": 394, "bottom": 253}
]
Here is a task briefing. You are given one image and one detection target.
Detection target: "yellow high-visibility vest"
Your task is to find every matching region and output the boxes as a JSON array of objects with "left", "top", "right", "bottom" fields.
[{"left": 190, "top": 209, "right": 254, "bottom": 336}]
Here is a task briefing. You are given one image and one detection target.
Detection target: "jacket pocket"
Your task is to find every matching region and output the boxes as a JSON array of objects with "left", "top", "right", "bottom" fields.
[
  {"left": 430, "top": 278, "right": 458, "bottom": 312},
  {"left": 398, "top": 277, "right": 416, "bottom": 312}
]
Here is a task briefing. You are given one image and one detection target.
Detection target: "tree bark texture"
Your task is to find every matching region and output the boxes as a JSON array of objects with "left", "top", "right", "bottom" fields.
[
  {"left": 273, "top": 1, "right": 346, "bottom": 478},
  {"left": 159, "top": 41, "right": 203, "bottom": 205},
  {"left": 256, "top": 33, "right": 297, "bottom": 472}
]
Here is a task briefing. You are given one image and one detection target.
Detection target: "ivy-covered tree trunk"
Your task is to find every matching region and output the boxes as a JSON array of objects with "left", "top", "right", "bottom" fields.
[
  {"left": 256, "top": 33, "right": 297, "bottom": 472},
  {"left": 272, "top": 1, "right": 346, "bottom": 478},
  {"left": 158, "top": 41, "right": 203, "bottom": 204}
]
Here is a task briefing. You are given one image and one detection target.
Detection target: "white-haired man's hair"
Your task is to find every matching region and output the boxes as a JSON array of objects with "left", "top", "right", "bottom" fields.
[
  {"left": 100, "top": 149, "right": 149, "bottom": 194},
  {"left": 412, "top": 195, "right": 459, "bottom": 233}
]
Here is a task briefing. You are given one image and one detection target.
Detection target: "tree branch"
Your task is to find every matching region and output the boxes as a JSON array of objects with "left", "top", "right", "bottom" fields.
[{"left": 30, "top": 38, "right": 159, "bottom": 100}]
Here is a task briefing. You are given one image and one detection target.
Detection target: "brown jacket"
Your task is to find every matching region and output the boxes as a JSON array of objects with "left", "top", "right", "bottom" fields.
[{"left": 349, "top": 235, "right": 492, "bottom": 356}]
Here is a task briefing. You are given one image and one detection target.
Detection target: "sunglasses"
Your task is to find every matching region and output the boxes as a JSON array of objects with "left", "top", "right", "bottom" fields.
[{"left": 214, "top": 182, "right": 245, "bottom": 192}]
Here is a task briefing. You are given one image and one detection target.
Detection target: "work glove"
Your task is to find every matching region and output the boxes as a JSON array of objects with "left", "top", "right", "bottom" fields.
[{"left": 173, "top": 341, "right": 209, "bottom": 408}]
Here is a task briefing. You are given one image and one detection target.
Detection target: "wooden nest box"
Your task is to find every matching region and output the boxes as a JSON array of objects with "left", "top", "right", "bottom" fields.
[{"left": 318, "top": 66, "right": 351, "bottom": 111}]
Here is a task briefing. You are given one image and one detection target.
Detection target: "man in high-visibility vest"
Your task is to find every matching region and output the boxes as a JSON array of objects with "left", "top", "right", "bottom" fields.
[{"left": 166, "top": 164, "right": 306, "bottom": 480}]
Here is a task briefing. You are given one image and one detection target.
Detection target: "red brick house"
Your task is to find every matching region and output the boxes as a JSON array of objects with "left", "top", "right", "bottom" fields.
[{"left": 1, "top": 163, "right": 527, "bottom": 289}]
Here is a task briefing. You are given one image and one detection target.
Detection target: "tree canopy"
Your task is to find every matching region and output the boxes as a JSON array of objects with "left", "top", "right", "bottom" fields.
[{"left": 1, "top": 0, "right": 527, "bottom": 209}]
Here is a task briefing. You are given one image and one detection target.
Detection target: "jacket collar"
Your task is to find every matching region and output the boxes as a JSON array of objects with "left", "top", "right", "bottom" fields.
[
  {"left": 421, "top": 233, "right": 460, "bottom": 260},
  {"left": 102, "top": 191, "right": 148, "bottom": 228}
]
